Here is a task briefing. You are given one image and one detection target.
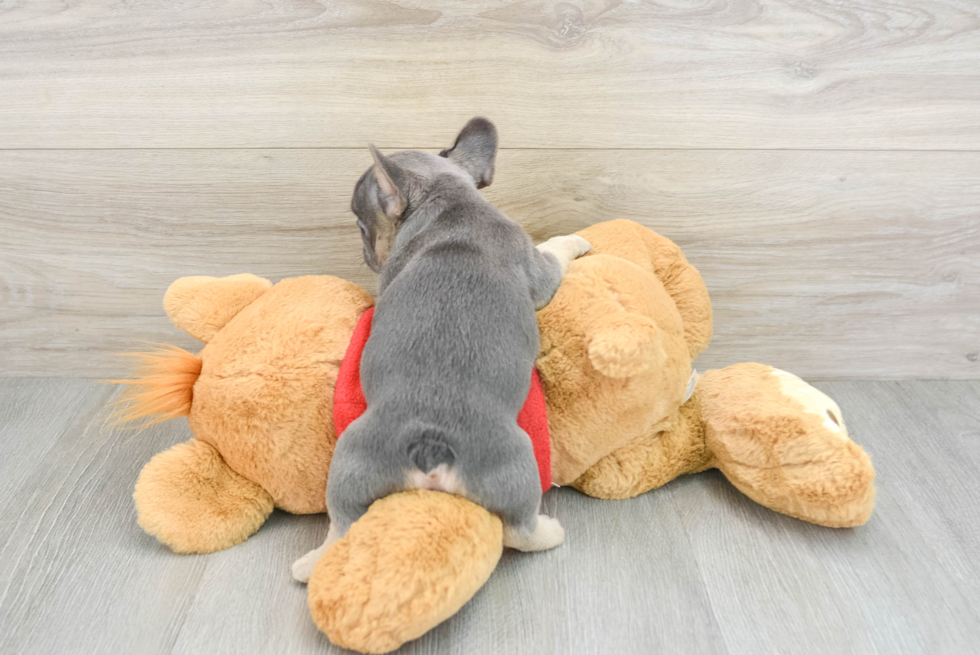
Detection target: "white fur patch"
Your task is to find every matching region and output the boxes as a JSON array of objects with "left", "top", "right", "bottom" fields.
[
  {"left": 406, "top": 463, "right": 465, "bottom": 495},
  {"left": 503, "top": 514, "right": 565, "bottom": 552},
  {"left": 291, "top": 522, "right": 341, "bottom": 583},
  {"left": 536, "top": 235, "right": 592, "bottom": 276},
  {"left": 771, "top": 368, "right": 850, "bottom": 441}
]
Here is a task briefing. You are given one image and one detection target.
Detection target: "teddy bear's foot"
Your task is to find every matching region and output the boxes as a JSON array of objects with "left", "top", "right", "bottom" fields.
[
  {"left": 134, "top": 438, "right": 275, "bottom": 553},
  {"left": 309, "top": 490, "right": 502, "bottom": 654},
  {"left": 699, "top": 364, "right": 876, "bottom": 528}
]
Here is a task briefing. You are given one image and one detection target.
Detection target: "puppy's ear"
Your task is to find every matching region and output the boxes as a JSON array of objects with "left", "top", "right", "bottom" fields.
[
  {"left": 369, "top": 144, "right": 408, "bottom": 219},
  {"left": 439, "top": 117, "right": 498, "bottom": 189}
]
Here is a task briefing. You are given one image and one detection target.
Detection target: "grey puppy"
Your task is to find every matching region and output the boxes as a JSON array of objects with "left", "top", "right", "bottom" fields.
[{"left": 292, "top": 118, "right": 590, "bottom": 582}]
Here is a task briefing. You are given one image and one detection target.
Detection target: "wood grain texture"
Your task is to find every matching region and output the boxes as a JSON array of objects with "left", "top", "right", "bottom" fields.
[
  {"left": 693, "top": 377, "right": 980, "bottom": 654},
  {"left": 170, "top": 509, "right": 333, "bottom": 655},
  {"left": 0, "top": 382, "right": 206, "bottom": 654},
  {"left": 1, "top": 0, "right": 978, "bottom": 149},
  {"left": 2, "top": 148, "right": 977, "bottom": 378},
  {"left": 1, "top": 379, "right": 979, "bottom": 654},
  {"left": 0, "top": 378, "right": 106, "bottom": 499}
]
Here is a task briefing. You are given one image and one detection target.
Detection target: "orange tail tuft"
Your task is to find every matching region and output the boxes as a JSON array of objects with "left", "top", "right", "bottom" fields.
[{"left": 107, "top": 344, "right": 202, "bottom": 427}]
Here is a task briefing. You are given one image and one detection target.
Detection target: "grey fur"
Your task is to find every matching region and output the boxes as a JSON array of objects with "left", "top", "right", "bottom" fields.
[{"left": 329, "top": 118, "right": 570, "bottom": 539}]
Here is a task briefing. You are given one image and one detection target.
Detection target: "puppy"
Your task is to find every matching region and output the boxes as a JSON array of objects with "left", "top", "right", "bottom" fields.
[{"left": 292, "top": 117, "right": 590, "bottom": 582}]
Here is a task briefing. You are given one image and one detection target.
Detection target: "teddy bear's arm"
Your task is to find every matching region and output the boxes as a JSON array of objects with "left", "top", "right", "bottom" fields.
[{"left": 164, "top": 273, "right": 273, "bottom": 343}]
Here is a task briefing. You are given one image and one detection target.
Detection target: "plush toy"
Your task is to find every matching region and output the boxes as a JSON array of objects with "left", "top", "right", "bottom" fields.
[{"left": 117, "top": 220, "right": 875, "bottom": 654}]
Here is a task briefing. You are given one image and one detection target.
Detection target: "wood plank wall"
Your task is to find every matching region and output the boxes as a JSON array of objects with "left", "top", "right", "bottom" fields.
[{"left": 1, "top": 1, "right": 978, "bottom": 378}]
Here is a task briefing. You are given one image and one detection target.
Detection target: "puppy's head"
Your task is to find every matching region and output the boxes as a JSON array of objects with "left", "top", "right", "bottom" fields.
[{"left": 351, "top": 117, "right": 498, "bottom": 272}]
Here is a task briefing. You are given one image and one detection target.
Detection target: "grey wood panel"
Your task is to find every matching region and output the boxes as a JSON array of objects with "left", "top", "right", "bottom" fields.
[
  {"left": 1, "top": 1, "right": 978, "bottom": 149},
  {"left": 2, "top": 379, "right": 980, "bottom": 654},
  {"left": 2, "top": 149, "right": 978, "bottom": 379},
  {"left": 665, "top": 380, "right": 980, "bottom": 655},
  {"left": 0, "top": 383, "right": 209, "bottom": 654},
  {"left": 0, "top": 379, "right": 104, "bottom": 499},
  {"left": 409, "top": 489, "right": 728, "bottom": 655},
  {"left": 171, "top": 510, "right": 332, "bottom": 655},
  {"left": 172, "top": 479, "right": 727, "bottom": 655},
  {"left": 820, "top": 381, "right": 980, "bottom": 614}
]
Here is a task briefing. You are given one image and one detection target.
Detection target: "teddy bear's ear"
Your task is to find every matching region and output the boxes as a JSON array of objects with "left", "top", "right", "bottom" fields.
[
  {"left": 587, "top": 313, "right": 664, "bottom": 378},
  {"left": 164, "top": 274, "right": 273, "bottom": 343}
]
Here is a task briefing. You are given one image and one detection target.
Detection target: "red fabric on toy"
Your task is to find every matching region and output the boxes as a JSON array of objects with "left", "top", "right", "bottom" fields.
[
  {"left": 332, "top": 307, "right": 376, "bottom": 443},
  {"left": 333, "top": 307, "right": 552, "bottom": 492}
]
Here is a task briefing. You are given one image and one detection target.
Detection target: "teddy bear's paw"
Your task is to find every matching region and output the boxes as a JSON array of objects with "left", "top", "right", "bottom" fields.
[
  {"left": 133, "top": 439, "right": 274, "bottom": 554},
  {"left": 503, "top": 514, "right": 565, "bottom": 552},
  {"left": 698, "top": 363, "right": 876, "bottom": 528}
]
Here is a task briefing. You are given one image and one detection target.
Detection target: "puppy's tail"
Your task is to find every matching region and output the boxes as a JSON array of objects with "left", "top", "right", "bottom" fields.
[{"left": 406, "top": 426, "right": 456, "bottom": 473}]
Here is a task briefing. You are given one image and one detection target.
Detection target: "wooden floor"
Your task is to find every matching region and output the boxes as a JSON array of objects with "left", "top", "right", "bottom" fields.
[
  {"left": 2, "top": 1, "right": 979, "bottom": 379},
  {"left": 0, "top": 378, "right": 977, "bottom": 654}
]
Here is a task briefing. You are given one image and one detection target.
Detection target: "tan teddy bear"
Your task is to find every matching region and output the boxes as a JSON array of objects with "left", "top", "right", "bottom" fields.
[{"left": 117, "top": 219, "right": 875, "bottom": 654}]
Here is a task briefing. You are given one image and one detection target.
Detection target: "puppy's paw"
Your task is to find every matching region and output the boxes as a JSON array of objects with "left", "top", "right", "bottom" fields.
[
  {"left": 537, "top": 234, "right": 590, "bottom": 257},
  {"left": 503, "top": 515, "right": 565, "bottom": 552},
  {"left": 566, "top": 235, "right": 592, "bottom": 259},
  {"left": 530, "top": 515, "right": 566, "bottom": 551},
  {"left": 537, "top": 235, "right": 592, "bottom": 276},
  {"left": 291, "top": 548, "right": 321, "bottom": 584}
]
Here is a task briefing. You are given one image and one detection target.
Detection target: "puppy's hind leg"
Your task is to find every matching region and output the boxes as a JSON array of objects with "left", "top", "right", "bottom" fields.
[
  {"left": 291, "top": 420, "right": 401, "bottom": 583},
  {"left": 471, "top": 434, "right": 565, "bottom": 552},
  {"left": 503, "top": 514, "right": 565, "bottom": 552},
  {"left": 291, "top": 522, "right": 342, "bottom": 583}
]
